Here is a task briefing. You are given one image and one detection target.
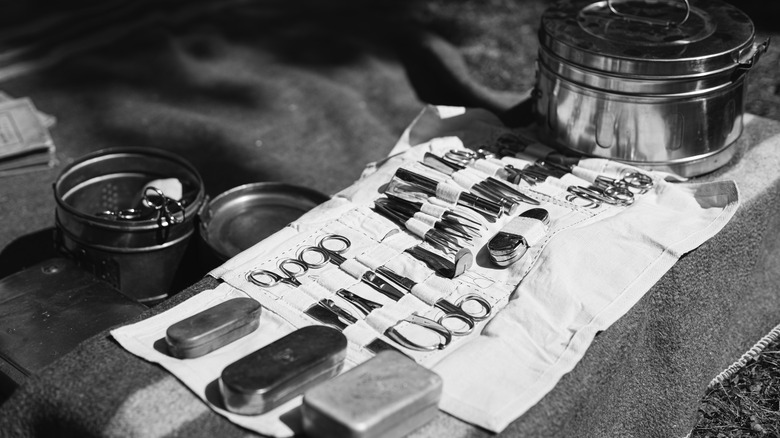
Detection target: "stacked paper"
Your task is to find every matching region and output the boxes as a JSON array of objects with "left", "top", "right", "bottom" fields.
[{"left": 0, "top": 92, "right": 56, "bottom": 177}]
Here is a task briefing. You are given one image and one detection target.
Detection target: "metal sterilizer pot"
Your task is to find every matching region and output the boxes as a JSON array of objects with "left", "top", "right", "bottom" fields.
[{"left": 533, "top": 0, "right": 769, "bottom": 177}]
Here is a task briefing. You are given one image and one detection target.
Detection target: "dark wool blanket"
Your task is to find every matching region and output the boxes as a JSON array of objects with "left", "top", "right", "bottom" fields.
[{"left": 1, "top": 1, "right": 780, "bottom": 437}]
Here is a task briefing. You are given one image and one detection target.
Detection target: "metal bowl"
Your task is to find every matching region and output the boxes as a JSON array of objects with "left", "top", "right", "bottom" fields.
[{"left": 198, "top": 182, "right": 329, "bottom": 266}]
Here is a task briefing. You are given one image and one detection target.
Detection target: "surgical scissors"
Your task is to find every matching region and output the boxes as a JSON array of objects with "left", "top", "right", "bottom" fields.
[
  {"left": 443, "top": 148, "right": 496, "bottom": 166},
  {"left": 374, "top": 266, "right": 492, "bottom": 336},
  {"left": 246, "top": 234, "right": 348, "bottom": 288},
  {"left": 247, "top": 257, "right": 310, "bottom": 288},
  {"left": 143, "top": 186, "right": 186, "bottom": 226},
  {"left": 300, "top": 233, "right": 491, "bottom": 336},
  {"left": 96, "top": 186, "right": 185, "bottom": 225}
]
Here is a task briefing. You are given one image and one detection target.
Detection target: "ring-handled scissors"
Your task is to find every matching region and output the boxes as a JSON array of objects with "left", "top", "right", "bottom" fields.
[
  {"left": 335, "top": 290, "right": 452, "bottom": 351},
  {"left": 296, "top": 233, "right": 492, "bottom": 335},
  {"left": 247, "top": 258, "right": 310, "bottom": 288},
  {"left": 443, "top": 148, "right": 496, "bottom": 166},
  {"left": 374, "top": 266, "right": 492, "bottom": 336},
  {"left": 566, "top": 184, "right": 634, "bottom": 208},
  {"left": 96, "top": 186, "right": 184, "bottom": 224},
  {"left": 247, "top": 234, "right": 351, "bottom": 288},
  {"left": 621, "top": 171, "right": 654, "bottom": 192},
  {"left": 297, "top": 233, "right": 352, "bottom": 267},
  {"left": 143, "top": 186, "right": 186, "bottom": 227}
]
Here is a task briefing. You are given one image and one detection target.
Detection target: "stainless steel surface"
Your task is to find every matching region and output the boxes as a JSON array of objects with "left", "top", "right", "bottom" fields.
[
  {"left": 165, "top": 297, "right": 261, "bottom": 359},
  {"left": 219, "top": 325, "right": 347, "bottom": 416},
  {"left": 538, "top": 0, "right": 755, "bottom": 77},
  {"left": 53, "top": 148, "right": 206, "bottom": 303},
  {"left": 534, "top": 64, "right": 745, "bottom": 175},
  {"left": 533, "top": 0, "right": 765, "bottom": 177},
  {"left": 302, "top": 350, "right": 442, "bottom": 438},
  {"left": 198, "top": 182, "right": 329, "bottom": 263}
]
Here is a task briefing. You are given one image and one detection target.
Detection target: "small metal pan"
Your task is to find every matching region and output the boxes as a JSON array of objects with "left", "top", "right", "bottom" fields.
[{"left": 198, "top": 182, "right": 329, "bottom": 265}]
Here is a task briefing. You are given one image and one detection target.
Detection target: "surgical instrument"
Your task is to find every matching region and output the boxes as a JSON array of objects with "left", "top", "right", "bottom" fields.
[{"left": 393, "top": 168, "right": 504, "bottom": 219}]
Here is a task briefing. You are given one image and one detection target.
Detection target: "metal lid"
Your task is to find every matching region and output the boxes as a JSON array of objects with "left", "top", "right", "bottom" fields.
[
  {"left": 539, "top": 0, "right": 757, "bottom": 78},
  {"left": 199, "top": 182, "right": 329, "bottom": 261}
]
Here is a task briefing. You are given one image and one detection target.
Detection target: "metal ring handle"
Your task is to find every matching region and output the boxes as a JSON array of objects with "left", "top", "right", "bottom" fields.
[
  {"left": 621, "top": 171, "right": 654, "bottom": 191},
  {"left": 607, "top": 0, "right": 690, "bottom": 27},
  {"left": 437, "top": 312, "right": 475, "bottom": 337},
  {"left": 385, "top": 314, "right": 453, "bottom": 352},
  {"left": 565, "top": 193, "right": 601, "bottom": 209},
  {"left": 455, "top": 293, "right": 493, "bottom": 321},
  {"left": 586, "top": 186, "right": 627, "bottom": 206},
  {"left": 278, "top": 258, "right": 307, "bottom": 285},
  {"left": 603, "top": 186, "right": 635, "bottom": 206},
  {"left": 162, "top": 198, "right": 186, "bottom": 225},
  {"left": 568, "top": 185, "right": 607, "bottom": 204},
  {"left": 318, "top": 234, "right": 351, "bottom": 254},
  {"left": 142, "top": 186, "right": 167, "bottom": 210},
  {"left": 435, "top": 299, "right": 476, "bottom": 336},
  {"left": 298, "top": 246, "right": 330, "bottom": 269},
  {"left": 246, "top": 269, "right": 281, "bottom": 288},
  {"left": 444, "top": 150, "right": 475, "bottom": 166}
]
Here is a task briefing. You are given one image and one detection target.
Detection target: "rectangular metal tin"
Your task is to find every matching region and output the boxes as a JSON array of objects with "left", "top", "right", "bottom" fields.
[
  {"left": 165, "top": 297, "right": 261, "bottom": 359},
  {"left": 219, "top": 325, "right": 347, "bottom": 415},
  {"left": 302, "top": 350, "right": 442, "bottom": 438}
]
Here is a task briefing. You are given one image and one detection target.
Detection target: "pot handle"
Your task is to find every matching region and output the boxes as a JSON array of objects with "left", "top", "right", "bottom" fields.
[
  {"left": 607, "top": 0, "right": 690, "bottom": 27},
  {"left": 731, "top": 38, "right": 771, "bottom": 82}
]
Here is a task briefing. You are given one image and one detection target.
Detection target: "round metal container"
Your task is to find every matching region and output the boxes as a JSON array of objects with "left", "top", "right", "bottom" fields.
[
  {"left": 533, "top": 0, "right": 768, "bottom": 176},
  {"left": 198, "top": 182, "right": 329, "bottom": 268},
  {"left": 54, "top": 148, "right": 206, "bottom": 304}
]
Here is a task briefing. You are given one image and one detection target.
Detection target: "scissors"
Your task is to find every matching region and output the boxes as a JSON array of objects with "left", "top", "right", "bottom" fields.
[
  {"left": 95, "top": 186, "right": 185, "bottom": 224},
  {"left": 333, "top": 290, "right": 453, "bottom": 351},
  {"left": 374, "top": 266, "right": 491, "bottom": 336},
  {"left": 567, "top": 185, "right": 633, "bottom": 208},
  {"left": 298, "top": 234, "right": 492, "bottom": 336},
  {"left": 618, "top": 171, "right": 654, "bottom": 192},
  {"left": 143, "top": 186, "right": 186, "bottom": 226},
  {"left": 247, "top": 234, "right": 351, "bottom": 288},
  {"left": 296, "top": 233, "right": 352, "bottom": 267},
  {"left": 443, "top": 148, "right": 496, "bottom": 166}
]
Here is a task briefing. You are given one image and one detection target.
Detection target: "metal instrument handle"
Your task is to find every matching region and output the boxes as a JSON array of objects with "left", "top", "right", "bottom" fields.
[
  {"left": 607, "top": 0, "right": 690, "bottom": 27},
  {"left": 300, "top": 245, "right": 347, "bottom": 267},
  {"left": 435, "top": 299, "right": 475, "bottom": 336},
  {"left": 246, "top": 269, "right": 282, "bottom": 288},
  {"left": 621, "top": 171, "right": 654, "bottom": 191},
  {"left": 385, "top": 314, "right": 453, "bottom": 352},
  {"left": 336, "top": 290, "right": 382, "bottom": 316},
  {"left": 455, "top": 293, "right": 493, "bottom": 321},
  {"left": 320, "top": 299, "right": 358, "bottom": 324},
  {"left": 319, "top": 234, "right": 351, "bottom": 254},
  {"left": 376, "top": 266, "right": 418, "bottom": 292},
  {"left": 278, "top": 258, "right": 307, "bottom": 284}
]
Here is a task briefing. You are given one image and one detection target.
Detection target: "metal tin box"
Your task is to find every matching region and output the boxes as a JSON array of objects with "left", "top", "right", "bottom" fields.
[
  {"left": 533, "top": 0, "right": 768, "bottom": 176},
  {"left": 165, "top": 297, "right": 261, "bottom": 359},
  {"left": 219, "top": 325, "right": 347, "bottom": 415},
  {"left": 301, "top": 350, "right": 443, "bottom": 438},
  {"left": 53, "top": 148, "right": 206, "bottom": 303}
]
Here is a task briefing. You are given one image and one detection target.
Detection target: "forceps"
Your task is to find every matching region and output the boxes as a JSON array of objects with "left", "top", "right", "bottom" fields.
[{"left": 245, "top": 234, "right": 347, "bottom": 288}]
